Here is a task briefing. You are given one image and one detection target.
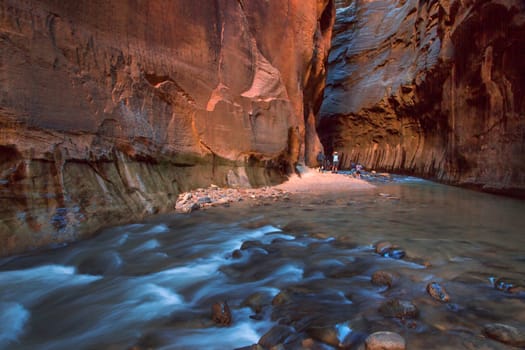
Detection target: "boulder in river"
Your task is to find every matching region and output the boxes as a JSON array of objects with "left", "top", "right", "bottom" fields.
[
  {"left": 483, "top": 323, "right": 525, "bottom": 347},
  {"left": 379, "top": 299, "right": 418, "bottom": 319},
  {"left": 365, "top": 331, "right": 406, "bottom": 350},
  {"left": 241, "top": 292, "right": 272, "bottom": 314},
  {"left": 258, "top": 325, "right": 294, "bottom": 349},
  {"left": 375, "top": 241, "right": 393, "bottom": 255},
  {"left": 272, "top": 291, "right": 293, "bottom": 306},
  {"left": 234, "top": 345, "right": 265, "bottom": 350},
  {"left": 211, "top": 301, "right": 232, "bottom": 326},
  {"left": 426, "top": 282, "right": 450, "bottom": 302},
  {"left": 374, "top": 241, "right": 405, "bottom": 259},
  {"left": 306, "top": 326, "right": 341, "bottom": 348},
  {"left": 492, "top": 277, "right": 525, "bottom": 294},
  {"left": 371, "top": 271, "right": 394, "bottom": 288},
  {"left": 77, "top": 250, "right": 122, "bottom": 276}
]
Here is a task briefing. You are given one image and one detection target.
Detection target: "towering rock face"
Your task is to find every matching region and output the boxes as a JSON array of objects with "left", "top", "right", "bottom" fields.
[
  {"left": 0, "top": 0, "right": 334, "bottom": 256},
  {"left": 319, "top": 0, "right": 525, "bottom": 196}
]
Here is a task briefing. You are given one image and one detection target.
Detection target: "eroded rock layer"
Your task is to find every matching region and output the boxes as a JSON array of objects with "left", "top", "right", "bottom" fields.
[
  {"left": 0, "top": 0, "right": 334, "bottom": 256},
  {"left": 319, "top": 0, "right": 525, "bottom": 196}
]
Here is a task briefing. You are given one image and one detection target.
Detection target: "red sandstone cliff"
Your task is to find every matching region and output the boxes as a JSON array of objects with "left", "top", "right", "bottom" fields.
[
  {"left": 319, "top": 0, "right": 525, "bottom": 197},
  {"left": 0, "top": 0, "right": 334, "bottom": 256}
]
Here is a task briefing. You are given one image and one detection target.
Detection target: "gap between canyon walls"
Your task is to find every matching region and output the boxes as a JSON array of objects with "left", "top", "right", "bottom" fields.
[
  {"left": 318, "top": 0, "right": 525, "bottom": 197},
  {"left": 0, "top": 0, "right": 335, "bottom": 256}
]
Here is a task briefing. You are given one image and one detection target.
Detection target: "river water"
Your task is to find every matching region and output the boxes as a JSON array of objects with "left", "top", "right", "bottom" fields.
[{"left": 0, "top": 176, "right": 524, "bottom": 349}]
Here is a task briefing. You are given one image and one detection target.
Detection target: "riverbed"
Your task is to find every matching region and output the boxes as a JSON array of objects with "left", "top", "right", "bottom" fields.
[{"left": 1, "top": 175, "right": 524, "bottom": 349}]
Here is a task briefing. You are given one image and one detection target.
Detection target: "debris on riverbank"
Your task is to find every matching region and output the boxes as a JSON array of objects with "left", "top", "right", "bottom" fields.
[{"left": 175, "top": 185, "right": 291, "bottom": 213}]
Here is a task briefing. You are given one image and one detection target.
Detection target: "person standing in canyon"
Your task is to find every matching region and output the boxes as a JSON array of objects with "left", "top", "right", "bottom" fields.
[
  {"left": 356, "top": 163, "right": 363, "bottom": 178},
  {"left": 316, "top": 151, "right": 326, "bottom": 172},
  {"left": 332, "top": 151, "right": 339, "bottom": 173}
]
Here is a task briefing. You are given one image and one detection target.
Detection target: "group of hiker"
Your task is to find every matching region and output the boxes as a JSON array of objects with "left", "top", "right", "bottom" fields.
[
  {"left": 316, "top": 150, "right": 363, "bottom": 177},
  {"left": 316, "top": 150, "right": 337, "bottom": 173}
]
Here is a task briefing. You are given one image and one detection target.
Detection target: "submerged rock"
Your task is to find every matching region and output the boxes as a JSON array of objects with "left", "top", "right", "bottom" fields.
[
  {"left": 234, "top": 345, "right": 265, "bottom": 350},
  {"left": 131, "top": 330, "right": 179, "bottom": 350},
  {"left": 426, "top": 282, "right": 450, "bottom": 302},
  {"left": 211, "top": 301, "right": 232, "bottom": 326},
  {"left": 241, "top": 240, "right": 266, "bottom": 250},
  {"left": 371, "top": 271, "right": 394, "bottom": 288},
  {"left": 382, "top": 249, "right": 406, "bottom": 259},
  {"left": 365, "top": 331, "right": 406, "bottom": 350},
  {"left": 374, "top": 241, "right": 405, "bottom": 259},
  {"left": 231, "top": 249, "right": 243, "bottom": 259},
  {"left": 306, "top": 326, "right": 340, "bottom": 347},
  {"left": 375, "top": 241, "right": 393, "bottom": 255},
  {"left": 492, "top": 277, "right": 525, "bottom": 294},
  {"left": 483, "top": 323, "right": 525, "bottom": 347},
  {"left": 241, "top": 292, "right": 272, "bottom": 314},
  {"left": 272, "top": 291, "right": 293, "bottom": 306},
  {"left": 77, "top": 251, "right": 122, "bottom": 276},
  {"left": 258, "top": 325, "right": 294, "bottom": 349},
  {"left": 379, "top": 299, "right": 418, "bottom": 319}
]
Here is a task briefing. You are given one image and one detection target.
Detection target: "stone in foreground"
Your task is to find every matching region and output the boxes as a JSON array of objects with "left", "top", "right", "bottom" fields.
[
  {"left": 365, "top": 331, "right": 406, "bottom": 350},
  {"left": 426, "top": 281, "right": 450, "bottom": 302},
  {"left": 483, "top": 323, "right": 525, "bottom": 347}
]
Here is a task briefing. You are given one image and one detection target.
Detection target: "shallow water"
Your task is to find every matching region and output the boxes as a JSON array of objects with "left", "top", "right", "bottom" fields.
[{"left": 0, "top": 176, "right": 524, "bottom": 349}]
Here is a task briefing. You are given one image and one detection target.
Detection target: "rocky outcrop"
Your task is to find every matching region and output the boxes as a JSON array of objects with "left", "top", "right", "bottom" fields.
[
  {"left": 0, "top": 0, "right": 334, "bottom": 256},
  {"left": 319, "top": 0, "right": 525, "bottom": 197}
]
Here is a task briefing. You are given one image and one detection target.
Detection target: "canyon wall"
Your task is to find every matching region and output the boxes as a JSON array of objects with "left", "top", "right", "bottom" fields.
[
  {"left": 319, "top": 0, "right": 525, "bottom": 197},
  {"left": 0, "top": 0, "right": 334, "bottom": 256}
]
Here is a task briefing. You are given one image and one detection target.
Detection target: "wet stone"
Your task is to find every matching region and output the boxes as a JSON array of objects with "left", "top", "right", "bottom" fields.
[
  {"left": 326, "top": 265, "right": 360, "bottom": 279},
  {"left": 272, "top": 291, "right": 292, "bottom": 306},
  {"left": 180, "top": 202, "right": 200, "bottom": 213},
  {"left": 375, "top": 241, "right": 393, "bottom": 255},
  {"left": 426, "top": 282, "right": 450, "bottom": 302},
  {"left": 211, "top": 301, "right": 232, "bottom": 326},
  {"left": 133, "top": 330, "right": 178, "bottom": 349},
  {"left": 382, "top": 248, "right": 405, "bottom": 259},
  {"left": 374, "top": 241, "right": 405, "bottom": 259},
  {"left": 379, "top": 299, "right": 418, "bottom": 319},
  {"left": 365, "top": 331, "right": 406, "bottom": 350},
  {"left": 77, "top": 251, "right": 122, "bottom": 276},
  {"left": 492, "top": 277, "right": 525, "bottom": 294},
  {"left": 306, "top": 326, "right": 340, "bottom": 347},
  {"left": 241, "top": 292, "right": 272, "bottom": 314},
  {"left": 258, "top": 325, "right": 294, "bottom": 349},
  {"left": 241, "top": 240, "right": 265, "bottom": 250},
  {"left": 234, "top": 345, "right": 265, "bottom": 350},
  {"left": 371, "top": 270, "right": 394, "bottom": 288},
  {"left": 483, "top": 323, "right": 525, "bottom": 347}
]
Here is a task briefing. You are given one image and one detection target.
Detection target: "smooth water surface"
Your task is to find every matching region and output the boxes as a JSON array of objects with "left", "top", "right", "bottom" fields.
[{"left": 1, "top": 177, "right": 524, "bottom": 349}]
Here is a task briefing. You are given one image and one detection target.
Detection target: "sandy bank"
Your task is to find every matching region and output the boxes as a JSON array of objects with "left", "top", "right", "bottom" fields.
[
  {"left": 175, "top": 167, "right": 375, "bottom": 213},
  {"left": 275, "top": 167, "right": 375, "bottom": 194}
]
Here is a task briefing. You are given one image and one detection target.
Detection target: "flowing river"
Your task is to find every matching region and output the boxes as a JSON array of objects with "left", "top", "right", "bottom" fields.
[{"left": 1, "top": 176, "right": 524, "bottom": 349}]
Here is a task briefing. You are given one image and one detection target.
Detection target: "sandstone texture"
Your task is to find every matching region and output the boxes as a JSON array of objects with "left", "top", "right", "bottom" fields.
[
  {"left": 0, "top": 0, "right": 335, "bottom": 256},
  {"left": 319, "top": 0, "right": 525, "bottom": 197}
]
